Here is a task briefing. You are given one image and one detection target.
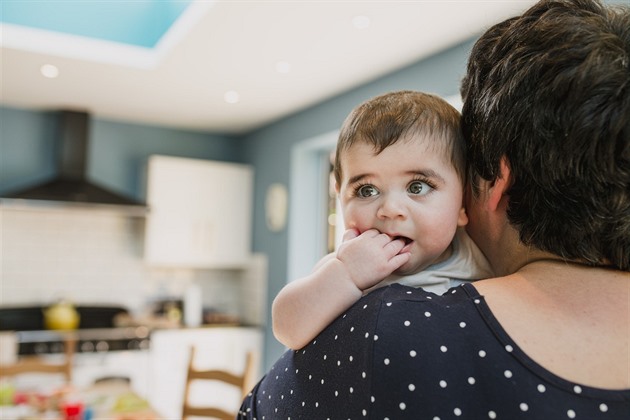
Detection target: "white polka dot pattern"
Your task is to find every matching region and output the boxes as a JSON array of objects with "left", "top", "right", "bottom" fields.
[{"left": 238, "top": 284, "right": 630, "bottom": 419}]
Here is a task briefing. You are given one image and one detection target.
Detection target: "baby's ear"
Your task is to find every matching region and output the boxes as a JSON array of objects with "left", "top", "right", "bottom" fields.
[{"left": 457, "top": 206, "right": 469, "bottom": 227}]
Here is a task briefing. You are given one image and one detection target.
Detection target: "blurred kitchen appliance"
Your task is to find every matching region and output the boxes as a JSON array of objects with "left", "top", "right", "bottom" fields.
[
  {"left": 0, "top": 110, "right": 146, "bottom": 214},
  {"left": 0, "top": 305, "right": 151, "bottom": 396},
  {"left": 0, "top": 305, "right": 149, "bottom": 355},
  {"left": 183, "top": 282, "right": 202, "bottom": 328}
]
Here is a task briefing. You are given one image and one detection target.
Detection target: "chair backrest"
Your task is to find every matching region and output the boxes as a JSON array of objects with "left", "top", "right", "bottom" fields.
[
  {"left": 0, "top": 337, "right": 75, "bottom": 383},
  {"left": 182, "top": 346, "right": 256, "bottom": 420},
  {"left": 0, "top": 356, "right": 72, "bottom": 382}
]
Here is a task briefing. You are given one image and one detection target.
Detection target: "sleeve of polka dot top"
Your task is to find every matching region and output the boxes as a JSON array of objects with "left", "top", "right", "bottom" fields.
[{"left": 238, "top": 284, "right": 384, "bottom": 419}]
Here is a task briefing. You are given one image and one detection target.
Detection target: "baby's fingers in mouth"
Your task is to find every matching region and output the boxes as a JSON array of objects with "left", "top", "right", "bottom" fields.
[{"left": 393, "top": 236, "right": 412, "bottom": 245}]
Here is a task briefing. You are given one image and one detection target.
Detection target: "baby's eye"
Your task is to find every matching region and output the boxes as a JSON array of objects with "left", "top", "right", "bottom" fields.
[
  {"left": 408, "top": 180, "right": 432, "bottom": 195},
  {"left": 356, "top": 184, "right": 379, "bottom": 198}
]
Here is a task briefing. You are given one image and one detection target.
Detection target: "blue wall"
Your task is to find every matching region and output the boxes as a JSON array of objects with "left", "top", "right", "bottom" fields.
[
  {"left": 0, "top": 38, "right": 474, "bottom": 370},
  {"left": 0, "top": 109, "right": 59, "bottom": 194}
]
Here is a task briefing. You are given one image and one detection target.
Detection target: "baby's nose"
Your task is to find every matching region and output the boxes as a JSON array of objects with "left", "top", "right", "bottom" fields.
[{"left": 376, "top": 193, "right": 407, "bottom": 219}]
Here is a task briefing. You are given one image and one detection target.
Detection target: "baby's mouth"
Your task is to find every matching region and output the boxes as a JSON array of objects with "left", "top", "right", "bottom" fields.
[
  {"left": 393, "top": 236, "right": 414, "bottom": 253},
  {"left": 393, "top": 236, "right": 413, "bottom": 245}
]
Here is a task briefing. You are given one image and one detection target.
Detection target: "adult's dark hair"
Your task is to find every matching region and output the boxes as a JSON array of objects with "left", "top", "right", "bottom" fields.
[
  {"left": 461, "top": 0, "right": 630, "bottom": 270},
  {"left": 334, "top": 91, "right": 465, "bottom": 186}
]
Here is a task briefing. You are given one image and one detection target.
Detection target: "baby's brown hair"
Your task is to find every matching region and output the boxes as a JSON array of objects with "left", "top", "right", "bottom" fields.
[{"left": 333, "top": 91, "right": 465, "bottom": 187}]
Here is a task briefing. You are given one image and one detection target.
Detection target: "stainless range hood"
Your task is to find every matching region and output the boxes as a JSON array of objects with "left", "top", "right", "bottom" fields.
[{"left": 0, "top": 110, "right": 147, "bottom": 215}]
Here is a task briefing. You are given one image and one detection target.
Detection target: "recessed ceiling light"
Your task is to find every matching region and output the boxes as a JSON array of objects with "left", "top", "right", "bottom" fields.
[
  {"left": 275, "top": 61, "right": 291, "bottom": 74},
  {"left": 224, "top": 90, "right": 240, "bottom": 104},
  {"left": 40, "top": 64, "right": 59, "bottom": 78},
  {"left": 352, "top": 15, "right": 370, "bottom": 29}
]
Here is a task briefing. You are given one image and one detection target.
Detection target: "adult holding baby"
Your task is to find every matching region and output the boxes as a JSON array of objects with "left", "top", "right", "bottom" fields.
[{"left": 239, "top": 0, "right": 630, "bottom": 418}]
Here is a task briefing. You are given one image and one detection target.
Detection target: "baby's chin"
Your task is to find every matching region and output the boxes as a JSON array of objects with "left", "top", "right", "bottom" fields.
[
  {"left": 392, "top": 260, "right": 433, "bottom": 277},
  {"left": 394, "top": 246, "right": 453, "bottom": 276}
]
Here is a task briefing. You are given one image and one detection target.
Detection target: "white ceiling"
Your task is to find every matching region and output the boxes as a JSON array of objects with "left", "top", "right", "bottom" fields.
[{"left": 0, "top": 1, "right": 537, "bottom": 134}]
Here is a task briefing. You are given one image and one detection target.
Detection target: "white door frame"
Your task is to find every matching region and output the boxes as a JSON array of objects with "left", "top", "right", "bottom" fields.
[{"left": 286, "top": 130, "right": 338, "bottom": 283}]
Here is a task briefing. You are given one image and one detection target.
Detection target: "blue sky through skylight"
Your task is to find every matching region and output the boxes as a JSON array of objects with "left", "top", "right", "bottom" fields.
[{"left": 0, "top": 0, "right": 192, "bottom": 48}]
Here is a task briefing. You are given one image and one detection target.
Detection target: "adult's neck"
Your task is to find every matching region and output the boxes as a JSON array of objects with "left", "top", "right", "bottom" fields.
[{"left": 483, "top": 225, "right": 557, "bottom": 276}]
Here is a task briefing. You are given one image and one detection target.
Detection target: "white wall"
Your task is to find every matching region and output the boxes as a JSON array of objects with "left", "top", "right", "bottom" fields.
[
  {"left": 1, "top": 207, "right": 150, "bottom": 309},
  {"left": 0, "top": 207, "right": 266, "bottom": 324}
]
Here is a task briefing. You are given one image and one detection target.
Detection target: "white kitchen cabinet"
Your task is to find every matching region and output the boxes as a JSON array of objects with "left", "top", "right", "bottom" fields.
[
  {"left": 148, "top": 327, "right": 263, "bottom": 419},
  {"left": 144, "top": 155, "right": 253, "bottom": 268}
]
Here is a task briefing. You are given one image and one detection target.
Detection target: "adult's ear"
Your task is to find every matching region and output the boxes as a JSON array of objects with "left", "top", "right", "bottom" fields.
[{"left": 487, "top": 157, "right": 512, "bottom": 212}]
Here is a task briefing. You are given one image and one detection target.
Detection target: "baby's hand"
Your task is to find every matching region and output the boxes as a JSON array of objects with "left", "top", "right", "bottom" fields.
[{"left": 335, "top": 228, "right": 410, "bottom": 291}]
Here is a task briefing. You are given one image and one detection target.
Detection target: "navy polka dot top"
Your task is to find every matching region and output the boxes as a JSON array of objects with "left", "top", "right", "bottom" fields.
[{"left": 239, "top": 283, "right": 630, "bottom": 419}]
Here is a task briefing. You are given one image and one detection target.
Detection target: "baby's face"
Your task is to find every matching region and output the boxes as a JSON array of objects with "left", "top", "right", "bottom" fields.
[{"left": 337, "top": 135, "right": 467, "bottom": 276}]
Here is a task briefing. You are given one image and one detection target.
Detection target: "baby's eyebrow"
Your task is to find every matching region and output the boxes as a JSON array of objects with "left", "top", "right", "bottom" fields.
[
  {"left": 408, "top": 169, "right": 446, "bottom": 185},
  {"left": 346, "top": 169, "right": 446, "bottom": 186},
  {"left": 348, "top": 173, "right": 372, "bottom": 185}
]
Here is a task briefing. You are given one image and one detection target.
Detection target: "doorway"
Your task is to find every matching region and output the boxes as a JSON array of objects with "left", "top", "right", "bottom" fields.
[{"left": 286, "top": 131, "right": 338, "bottom": 284}]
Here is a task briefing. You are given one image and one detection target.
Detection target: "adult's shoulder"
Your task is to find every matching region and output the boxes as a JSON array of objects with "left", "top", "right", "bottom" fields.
[
  {"left": 356, "top": 283, "right": 475, "bottom": 315},
  {"left": 357, "top": 283, "right": 477, "bottom": 330},
  {"left": 238, "top": 284, "right": 479, "bottom": 419},
  {"left": 330, "top": 283, "right": 477, "bottom": 351}
]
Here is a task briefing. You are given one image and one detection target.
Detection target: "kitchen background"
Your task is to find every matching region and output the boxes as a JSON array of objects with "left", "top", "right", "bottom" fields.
[
  {"left": 1, "top": 36, "right": 468, "bottom": 366},
  {"left": 5, "top": 1, "right": 621, "bottom": 375}
]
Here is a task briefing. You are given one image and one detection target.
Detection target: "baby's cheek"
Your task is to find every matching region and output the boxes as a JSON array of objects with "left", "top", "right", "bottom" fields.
[
  {"left": 342, "top": 215, "right": 358, "bottom": 231},
  {"left": 343, "top": 205, "right": 377, "bottom": 234},
  {"left": 423, "top": 224, "right": 457, "bottom": 253}
]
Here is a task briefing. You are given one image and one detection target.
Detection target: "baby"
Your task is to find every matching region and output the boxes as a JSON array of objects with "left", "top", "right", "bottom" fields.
[{"left": 273, "top": 91, "right": 492, "bottom": 349}]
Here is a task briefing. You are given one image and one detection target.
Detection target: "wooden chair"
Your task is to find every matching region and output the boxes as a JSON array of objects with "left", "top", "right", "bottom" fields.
[
  {"left": 182, "top": 347, "right": 256, "bottom": 420},
  {"left": 0, "top": 337, "right": 75, "bottom": 383}
]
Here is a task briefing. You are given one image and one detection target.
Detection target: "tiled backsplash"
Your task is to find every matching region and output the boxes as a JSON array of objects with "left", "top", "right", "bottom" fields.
[{"left": 0, "top": 207, "right": 266, "bottom": 324}]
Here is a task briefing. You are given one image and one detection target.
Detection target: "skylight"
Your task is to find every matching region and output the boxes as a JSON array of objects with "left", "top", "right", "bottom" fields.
[
  {"left": 0, "top": 0, "right": 209, "bottom": 69},
  {"left": 0, "top": 0, "right": 192, "bottom": 48}
]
